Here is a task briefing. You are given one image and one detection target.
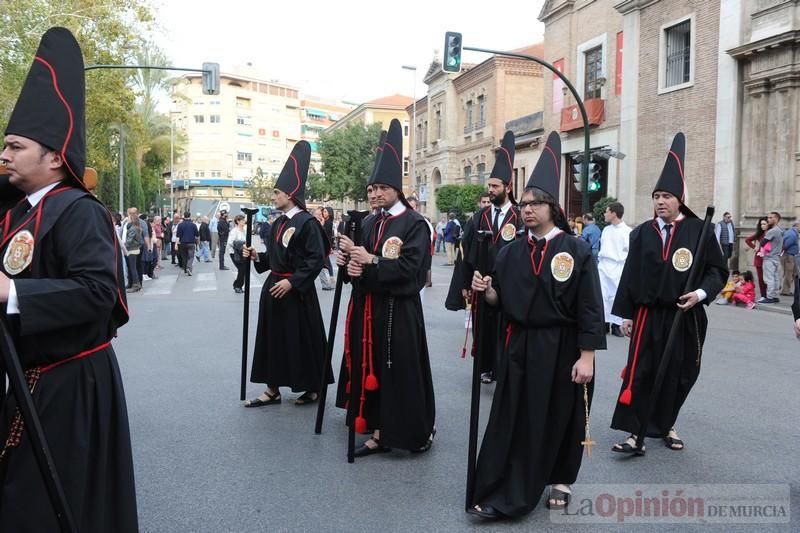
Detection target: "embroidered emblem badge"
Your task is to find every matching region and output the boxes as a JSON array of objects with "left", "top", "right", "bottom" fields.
[
  {"left": 281, "top": 226, "right": 296, "bottom": 248},
  {"left": 382, "top": 236, "right": 403, "bottom": 259},
  {"left": 501, "top": 223, "right": 516, "bottom": 241},
  {"left": 672, "top": 247, "right": 692, "bottom": 272},
  {"left": 550, "top": 252, "right": 575, "bottom": 282},
  {"left": 3, "top": 230, "right": 34, "bottom": 276}
]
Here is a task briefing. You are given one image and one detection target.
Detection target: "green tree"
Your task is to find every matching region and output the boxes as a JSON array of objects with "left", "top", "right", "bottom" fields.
[
  {"left": 592, "top": 196, "right": 618, "bottom": 230},
  {"left": 245, "top": 168, "right": 275, "bottom": 205},
  {"left": 313, "top": 122, "right": 383, "bottom": 203},
  {"left": 435, "top": 184, "right": 486, "bottom": 222},
  {"left": 0, "top": 0, "right": 162, "bottom": 209}
]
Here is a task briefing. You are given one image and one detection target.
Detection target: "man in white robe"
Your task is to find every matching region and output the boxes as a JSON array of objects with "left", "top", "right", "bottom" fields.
[{"left": 598, "top": 201, "right": 632, "bottom": 337}]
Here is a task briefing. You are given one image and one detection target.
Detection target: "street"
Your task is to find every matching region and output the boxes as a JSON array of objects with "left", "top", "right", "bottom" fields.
[{"left": 118, "top": 253, "right": 799, "bottom": 533}]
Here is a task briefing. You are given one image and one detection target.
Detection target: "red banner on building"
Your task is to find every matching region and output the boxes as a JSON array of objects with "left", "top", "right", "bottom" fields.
[{"left": 560, "top": 98, "right": 605, "bottom": 132}]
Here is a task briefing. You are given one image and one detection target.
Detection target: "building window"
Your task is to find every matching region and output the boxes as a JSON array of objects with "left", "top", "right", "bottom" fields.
[
  {"left": 404, "top": 124, "right": 409, "bottom": 137},
  {"left": 477, "top": 95, "right": 485, "bottom": 128},
  {"left": 273, "top": 130, "right": 280, "bottom": 138},
  {"left": 194, "top": 171, "right": 205, "bottom": 178},
  {"left": 210, "top": 170, "right": 221, "bottom": 178},
  {"left": 662, "top": 18, "right": 693, "bottom": 90},
  {"left": 476, "top": 162, "right": 486, "bottom": 184},
  {"left": 423, "top": 121, "right": 428, "bottom": 147},
  {"left": 237, "top": 152, "right": 252, "bottom": 162},
  {"left": 403, "top": 158, "right": 409, "bottom": 176},
  {"left": 210, "top": 114, "right": 220, "bottom": 123},
  {"left": 416, "top": 123, "right": 423, "bottom": 149},
  {"left": 464, "top": 165, "right": 472, "bottom": 184},
  {"left": 435, "top": 108, "right": 442, "bottom": 139},
  {"left": 236, "top": 97, "right": 251, "bottom": 109},
  {"left": 465, "top": 100, "right": 473, "bottom": 132},
  {"left": 194, "top": 115, "right": 204, "bottom": 124},
  {"left": 584, "top": 46, "right": 603, "bottom": 100}
]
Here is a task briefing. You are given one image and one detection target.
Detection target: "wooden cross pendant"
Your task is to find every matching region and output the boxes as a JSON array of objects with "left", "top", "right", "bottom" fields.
[{"left": 581, "top": 436, "right": 596, "bottom": 457}]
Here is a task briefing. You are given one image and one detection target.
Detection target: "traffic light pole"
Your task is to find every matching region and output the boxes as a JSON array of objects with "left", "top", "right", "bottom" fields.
[{"left": 462, "top": 46, "right": 591, "bottom": 214}]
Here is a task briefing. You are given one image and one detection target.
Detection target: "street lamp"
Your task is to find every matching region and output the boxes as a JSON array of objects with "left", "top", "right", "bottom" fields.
[{"left": 401, "top": 65, "right": 417, "bottom": 200}]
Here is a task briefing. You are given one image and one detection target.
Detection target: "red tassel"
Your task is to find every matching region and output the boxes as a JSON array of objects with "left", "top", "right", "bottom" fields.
[
  {"left": 365, "top": 374, "right": 379, "bottom": 391},
  {"left": 355, "top": 416, "right": 367, "bottom": 434},
  {"left": 619, "top": 389, "right": 632, "bottom": 405},
  {"left": 346, "top": 382, "right": 351, "bottom": 394},
  {"left": 620, "top": 366, "right": 627, "bottom": 381}
]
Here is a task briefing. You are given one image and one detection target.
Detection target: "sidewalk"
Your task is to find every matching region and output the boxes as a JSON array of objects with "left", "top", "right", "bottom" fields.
[{"left": 754, "top": 295, "right": 795, "bottom": 316}]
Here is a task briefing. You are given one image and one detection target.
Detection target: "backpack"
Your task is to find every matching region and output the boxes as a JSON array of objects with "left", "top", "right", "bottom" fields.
[
  {"left": 125, "top": 222, "right": 143, "bottom": 251},
  {"left": 452, "top": 222, "right": 461, "bottom": 240}
]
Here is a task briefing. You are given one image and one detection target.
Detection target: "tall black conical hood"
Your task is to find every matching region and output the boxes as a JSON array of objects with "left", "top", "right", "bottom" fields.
[
  {"left": 652, "top": 133, "right": 696, "bottom": 218},
  {"left": 369, "top": 119, "right": 403, "bottom": 191},
  {"left": 5, "top": 27, "right": 86, "bottom": 185},
  {"left": 526, "top": 131, "right": 561, "bottom": 200},
  {"left": 490, "top": 130, "right": 515, "bottom": 185},
  {"left": 368, "top": 130, "right": 387, "bottom": 185},
  {"left": 275, "top": 140, "right": 311, "bottom": 209}
]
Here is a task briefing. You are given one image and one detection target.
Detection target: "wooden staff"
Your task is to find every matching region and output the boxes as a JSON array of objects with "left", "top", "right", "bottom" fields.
[
  {"left": 0, "top": 317, "right": 76, "bottom": 532},
  {"left": 239, "top": 207, "right": 259, "bottom": 401}
]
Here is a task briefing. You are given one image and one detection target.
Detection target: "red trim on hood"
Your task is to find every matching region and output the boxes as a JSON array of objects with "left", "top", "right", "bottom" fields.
[{"left": 34, "top": 56, "right": 78, "bottom": 182}]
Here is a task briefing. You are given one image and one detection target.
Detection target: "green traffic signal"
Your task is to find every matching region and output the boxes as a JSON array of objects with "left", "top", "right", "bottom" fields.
[{"left": 443, "top": 31, "right": 463, "bottom": 73}]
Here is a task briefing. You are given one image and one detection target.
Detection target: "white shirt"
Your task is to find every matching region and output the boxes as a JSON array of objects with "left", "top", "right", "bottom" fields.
[
  {"left": 598, "top": 221, "right": 632, "bottom": 263},
  {"left": 285, "top": 206, "right": 302, "bottom": 220},
  {"left": 381, "top": 201, "right": 406, "bottom": 218},
  {"left": 655, "top": 214, "right": 706, "bottom": 302},
  {"left": 7, "top": 181, "right": 62, "bottom": 314},
  {"left": 528, "top": 226, "right": 562, "bottom": 242},
  {"left": 491, "top": 200, "right": 512, "bottom": 229}
]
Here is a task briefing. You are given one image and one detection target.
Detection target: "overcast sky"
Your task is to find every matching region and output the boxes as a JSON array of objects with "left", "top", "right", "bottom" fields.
[{"left": 155, "top": 0, "right": 545, "bottom": 104}]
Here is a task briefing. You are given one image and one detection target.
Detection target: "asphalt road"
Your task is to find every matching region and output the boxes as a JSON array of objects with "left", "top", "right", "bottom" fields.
[{"left": 117, "top": 251, "right": 799, "bottom": 532}]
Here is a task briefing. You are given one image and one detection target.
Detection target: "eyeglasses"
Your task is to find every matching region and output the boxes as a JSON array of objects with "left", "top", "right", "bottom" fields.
[{"left": 518, "top": 200, "right": 547, "bottom": 209}]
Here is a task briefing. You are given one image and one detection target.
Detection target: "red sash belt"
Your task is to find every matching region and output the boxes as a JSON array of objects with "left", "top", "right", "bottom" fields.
[
  {"left": 1, "top": 339, "right": 113, "bottom": 462},
  {"left": 270, "top": 271, "right": 292, "bottom": 278}
]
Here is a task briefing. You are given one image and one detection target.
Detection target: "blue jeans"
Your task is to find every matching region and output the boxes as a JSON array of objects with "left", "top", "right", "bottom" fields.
[{"left": 197, "top": 241, "right": 211, "bottom": 262}]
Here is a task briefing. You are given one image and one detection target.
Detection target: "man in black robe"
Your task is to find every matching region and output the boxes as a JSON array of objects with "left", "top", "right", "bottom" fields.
[
  {"left": 460, "top": 131, "right": 524, "bottom": 383},
  {"left": 793, "top": 277, "right": 799, "bottom": 338},
  {"left": 335, "top": 119, "right": 435, "bottom": 456},
  {"left": 0, "top": 27, "right": 137, "bottom": 531},
  {"left": 468, "top": 131, "right": 605, "bottom": 520},
  {"left": 243, "top": 141, "right": 332, "bottom": 407},
  {"left": 445, "top": 192, "right": 490, "bottom": 313},
  {"left": 610, "top": 133, "right": 727, "bottom": 454}
]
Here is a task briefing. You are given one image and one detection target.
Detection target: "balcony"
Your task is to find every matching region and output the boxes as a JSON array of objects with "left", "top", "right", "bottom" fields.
[{"left": 560, "top": 98, "right": 605, "bottom": 132}]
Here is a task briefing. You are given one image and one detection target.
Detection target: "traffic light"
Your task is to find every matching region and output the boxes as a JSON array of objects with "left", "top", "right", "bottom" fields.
[
  {"left": 587, "top": 163, "right": 601, "bottom": 192},
  {"left": 573, "top": 162, "right": 602, "bottom": 193},
  {"left": 443, "top": 32, "right": 463, "bottom": 73},
  {"left": 202, "top": 62, "right": 220, "bottom": 95}
]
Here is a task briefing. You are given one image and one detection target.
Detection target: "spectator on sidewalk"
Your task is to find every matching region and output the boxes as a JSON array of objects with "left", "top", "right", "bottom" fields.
[
  {"left": 581, "top": 212, "right": 601, "bottom": 262},
  {"left": 217, "top": 210, "right": 230, "bottom": 270},
  {"left": 171, "top": 213, "right": 182, "bottom": 268},
  {"left": 715, "top": 270, "right": 741, "bottom": 305},
  {"left": 152, "top": 215, "right": 163, "bottom": 267},
  {"left": 781, "top": 219, "right": 798, "bottom": 296},
  {"left": 122, "top": 211, "right": 144, "bottom": 292},
  {"left": 745, "top": 217, "right": 769, "bottom": 298},
  {"left": 731, "top": 271, "right": 757, "bottom": 309},
  {"left": 715, "top": 211, "right": 736, "bottom": 268},
  {"left": 209, "top": 211, "right": 219, "bottom": 259},
  {"left": 444, "top": 212, "right": 460, "bottom": 265},
  {"left": 229, "top": 214, "right": 248, "bottom": 293},
  {"left": 198, "top": 216, "right": 212, "bottom": 263},
  {"left": 176, "top": 210, "right": 199, "bottom": 276},
  {"left": 435, "top": 216, "right": 446, "bottom": 253},
  {"left": 758, "top": 211, "right": 783, "bottom": 304}
]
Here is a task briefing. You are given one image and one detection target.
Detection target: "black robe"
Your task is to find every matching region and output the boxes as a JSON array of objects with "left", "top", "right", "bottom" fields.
[
  {"left": 471, "top": 232, "right": 606, "bottom": 518},
  {"left": 460, "top": 206, "right": 524, "bottom": 374},
  {"left": 335, "top": 207, "right": 435, "bottom": 451},
  {"left": 0, "top": 181, "right": 138, "bottom": 532},
  {"left": 611, "top": 216, "right": 727, "bottom": 437},
  {"left": 792, "top": 277, "right": 799, "bottom": 321},
  {"left": 445, "top": 217, "right": 473, "bottom": 311},
  {"left": 251, "top": 210, "right": 333, "bottom": 391}
]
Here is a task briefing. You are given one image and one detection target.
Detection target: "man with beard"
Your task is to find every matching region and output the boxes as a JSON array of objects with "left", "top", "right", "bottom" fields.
[
  {"left": 468, "top": 132, "right": 604, "bottom": 519},
  {"left": 335, "top": 119, "right": 435, "bottom": 456},
  {"left": 0, "top": 27, "right": 137, "bottom": 531},
  {"left": 243, "top": 141, "right": 332, "bottom": 407},
  {"left": 461, "top": 131, "right": 524, "bottom": 383},
  {"left": 611, "top": 133, "right": 727, "bottom": 454}
]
